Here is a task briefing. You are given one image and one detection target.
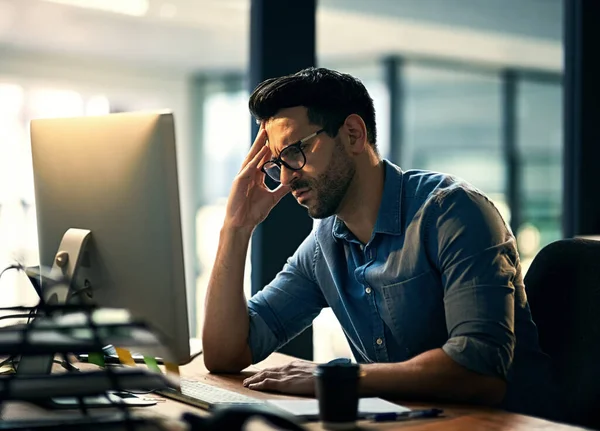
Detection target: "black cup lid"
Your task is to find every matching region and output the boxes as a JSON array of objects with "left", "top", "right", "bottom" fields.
[{"left": 313, "top": 362, "right": 360, "bottom": 379}]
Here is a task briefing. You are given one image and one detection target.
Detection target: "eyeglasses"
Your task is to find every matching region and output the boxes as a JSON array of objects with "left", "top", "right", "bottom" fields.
[{"left": 261, "top": 129, "right": 325, "bottom": 182}]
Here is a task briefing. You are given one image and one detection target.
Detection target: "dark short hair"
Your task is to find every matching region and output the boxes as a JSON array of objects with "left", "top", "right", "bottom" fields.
[{"left": 249, "top": 67, "right": 377, "bottom": 147}]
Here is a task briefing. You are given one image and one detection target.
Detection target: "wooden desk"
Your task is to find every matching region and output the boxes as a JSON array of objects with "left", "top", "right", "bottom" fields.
[
  {"left": 0, "top": 353, "right": 586, "bottom": 431},
  {"left": 147, "top": 353, "right": 583, "bottom": 431}
]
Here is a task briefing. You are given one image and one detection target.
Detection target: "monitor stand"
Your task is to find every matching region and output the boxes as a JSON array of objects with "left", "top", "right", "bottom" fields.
[{"left": 17, "top": 228, "right": 153, "bottom": 408}]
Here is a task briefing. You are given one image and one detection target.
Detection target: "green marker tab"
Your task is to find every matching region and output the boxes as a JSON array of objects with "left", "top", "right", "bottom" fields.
[
  {"left": 88, "top": 352, "right": 105, "bottom": 367},
  {"left": 143, "top": 356, "right": 161, "bottom": 373}
]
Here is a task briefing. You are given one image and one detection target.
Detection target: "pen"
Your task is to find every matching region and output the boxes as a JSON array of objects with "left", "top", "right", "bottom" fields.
[{"left": 369, "top": 408, "right": 443, "bottom": 422}]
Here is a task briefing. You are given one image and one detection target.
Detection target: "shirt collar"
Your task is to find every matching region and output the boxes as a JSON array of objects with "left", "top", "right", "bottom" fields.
[{"left": 332, "top": 159, "right": 404, "bottom": 241}]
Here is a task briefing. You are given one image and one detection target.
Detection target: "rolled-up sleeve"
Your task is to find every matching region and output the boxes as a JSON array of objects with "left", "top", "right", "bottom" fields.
[
  {"left": 428, "top": 186, "right": 518, "bottom": 379},
  {"left": 247, "top": 230, "right": 328, "bottom": 363}
]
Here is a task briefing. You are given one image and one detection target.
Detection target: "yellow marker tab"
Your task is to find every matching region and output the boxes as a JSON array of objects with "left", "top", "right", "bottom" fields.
[
  {"left": 165, "top": 361, "right": 180, "bottom": 377},
  {"left": 114, "top": 347, "right": 136, "bottom": 367},
  {"left": 88, "top": 352, "right": 105, "bottom": 368},
  {"left": 164, "top": 361, "right": 180, "bottom": 389},
  {"left": 143, "top": 356, "right": 161, "bottom": 373}
]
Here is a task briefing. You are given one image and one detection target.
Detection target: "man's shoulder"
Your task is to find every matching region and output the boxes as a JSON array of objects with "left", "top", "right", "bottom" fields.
[
  {"left": 400, "top": 169, "right": 509, "bottom": 234},
  {"left": 401, "top": 168, "right": 474, "bottom": 201},
  {"left": 397, "top": 168, "right": 498, "bottom": 227}
]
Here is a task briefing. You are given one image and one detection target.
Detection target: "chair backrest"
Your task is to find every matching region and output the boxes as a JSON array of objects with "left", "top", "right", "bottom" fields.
[{"left": 524, "top": 238, "right": 600, "bottom": 429}]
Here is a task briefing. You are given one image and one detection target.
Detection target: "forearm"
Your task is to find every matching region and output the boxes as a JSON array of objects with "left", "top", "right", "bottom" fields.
[
  {"left": 202, "top": 225, "right": 254, "bottom": 372},
  {"left": 359, "top": 348, "right": 506, "bottom": 405}
]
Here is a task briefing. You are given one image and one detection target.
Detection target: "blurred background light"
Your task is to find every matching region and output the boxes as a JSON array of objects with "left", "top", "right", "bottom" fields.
[
  {"left": 85, "top": 95, "right": 110, "bottom": 116},
  {"left": 42, "top": 0, "right": 149, "bottom": 17}
]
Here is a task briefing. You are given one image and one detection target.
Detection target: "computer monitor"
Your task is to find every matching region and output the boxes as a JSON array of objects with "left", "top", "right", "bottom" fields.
[{"left": 29, "top": 111, "right": 191, "bottom": 365}]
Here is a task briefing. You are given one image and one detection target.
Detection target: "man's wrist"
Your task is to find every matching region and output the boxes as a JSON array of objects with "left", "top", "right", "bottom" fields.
[{"left": 221, "top": 222, "right": 254, "bottom": 242}]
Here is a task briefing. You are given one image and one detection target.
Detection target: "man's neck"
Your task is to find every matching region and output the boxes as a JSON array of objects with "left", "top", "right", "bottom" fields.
[{"left": 336, "top": 156, "right": 385, "bottom": 244}]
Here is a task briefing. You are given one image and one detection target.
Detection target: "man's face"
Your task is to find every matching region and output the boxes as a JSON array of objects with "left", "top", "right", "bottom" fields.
[{"left": 265, "top": 107, "right": 356, "bottom": 219}]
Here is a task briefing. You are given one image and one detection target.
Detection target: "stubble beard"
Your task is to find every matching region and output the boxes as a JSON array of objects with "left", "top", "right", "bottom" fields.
[{"left": 304, "top": 139, "right": 356, "bottom": 219}]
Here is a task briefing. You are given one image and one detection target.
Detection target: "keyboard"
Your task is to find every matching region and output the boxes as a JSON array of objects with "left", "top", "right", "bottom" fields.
[{"left": 156, "top": 378, "right": 264, "bottom": 410}]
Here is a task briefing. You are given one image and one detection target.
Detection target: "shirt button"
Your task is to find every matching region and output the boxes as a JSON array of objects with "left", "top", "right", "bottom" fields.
[
  {"left": 376, "top": 338, "right": 383, "bottom": 346},
  {"left": 365, "top": 287, "right": 372, "bottom": 294}
]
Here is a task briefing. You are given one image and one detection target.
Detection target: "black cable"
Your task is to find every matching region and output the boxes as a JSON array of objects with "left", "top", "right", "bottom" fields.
[
  {"left": 0, "top": 311, "right": 39, "bottom": 372},
  {"left": 0, "top": 264, "right": 23, "bottom": 280},
  {"left": 0, "top": 263, "right": 45, "bottom": 377},
  {"left": 19, "top": 304, "right": 36, "bottom": 365},
  {"left": 26, "top": 308, "right": 37, "bottom": 325},
  {"left": 0, "top": 264, "right": 44, "bottom": 302},
  {"left": 0, "top": 306, "right": 37, "bottom": 312},
  {"left": 0, "top": 313, "right": 37, "bottom": 322},
  {"left": 68, "top": 282, "right": 94, "bottom": 301}
]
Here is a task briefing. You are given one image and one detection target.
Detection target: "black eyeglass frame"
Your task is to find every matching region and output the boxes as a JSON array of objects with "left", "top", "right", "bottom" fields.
[{"left": 260, "top": 128, "right": 326, "bottom": 182}]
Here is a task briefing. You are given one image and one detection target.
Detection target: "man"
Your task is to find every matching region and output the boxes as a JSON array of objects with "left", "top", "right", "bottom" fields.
[{"left": 202, "top": 67, "right": 559, "bottom": 418}]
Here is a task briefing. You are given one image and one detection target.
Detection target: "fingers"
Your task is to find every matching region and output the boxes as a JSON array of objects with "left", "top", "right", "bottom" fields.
[
  {"left": 271, "top": 183, "right": 291, "bottom": 203},
  {"left": 240, "top": 125, "right": 269, "bottom": 171},
  {"left": 246, "top": 377, "right": 286, "bottom": 392},
  {"left": 242, "top": 362, "right": 317, "bottom": 396},
  {"left": 243, "top": 361, "right": 311, "bottom": 387},
  {"left": 243, "top": 369, "right": 284, "bottom": 387},
  {"left": 257, "top": 143, "right": 273, "bottom": 176},
  {"left": 239, "top": 145, "right": 269, "bottom": 178}
]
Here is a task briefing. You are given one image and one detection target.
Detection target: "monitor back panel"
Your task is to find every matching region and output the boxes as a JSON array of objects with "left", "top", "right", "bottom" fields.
[{"left": 30, "top": 112, "right": 190, "bottom": 364}]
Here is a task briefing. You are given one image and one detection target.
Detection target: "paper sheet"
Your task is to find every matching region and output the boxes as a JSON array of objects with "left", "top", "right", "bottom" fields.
[{"left": 266, "top": 397, "right": 411, "bottom": 420}]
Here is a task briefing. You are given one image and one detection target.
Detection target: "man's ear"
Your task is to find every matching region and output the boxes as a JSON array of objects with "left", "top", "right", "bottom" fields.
[{"left": 343, "top": 114, "right": 368, "bottom": 154}]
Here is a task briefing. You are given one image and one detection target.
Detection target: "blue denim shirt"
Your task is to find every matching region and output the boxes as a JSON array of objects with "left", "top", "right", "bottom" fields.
[{"left": 247, "top": 160, "right": 558, "bottom": 417}]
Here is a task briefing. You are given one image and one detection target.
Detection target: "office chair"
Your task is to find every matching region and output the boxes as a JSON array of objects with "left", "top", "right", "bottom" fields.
[{"left": 524, "top": 238, "right": 600, "bottom": 429}]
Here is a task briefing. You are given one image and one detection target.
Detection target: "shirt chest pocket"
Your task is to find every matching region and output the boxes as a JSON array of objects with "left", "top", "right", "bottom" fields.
[{"left": 379, "top": 270, "right": 448, "bottom": 354}]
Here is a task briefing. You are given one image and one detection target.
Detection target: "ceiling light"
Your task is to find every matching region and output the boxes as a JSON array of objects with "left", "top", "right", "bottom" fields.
[{"left": 42, "top": 0, "right": 149, "bottom": 17}]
